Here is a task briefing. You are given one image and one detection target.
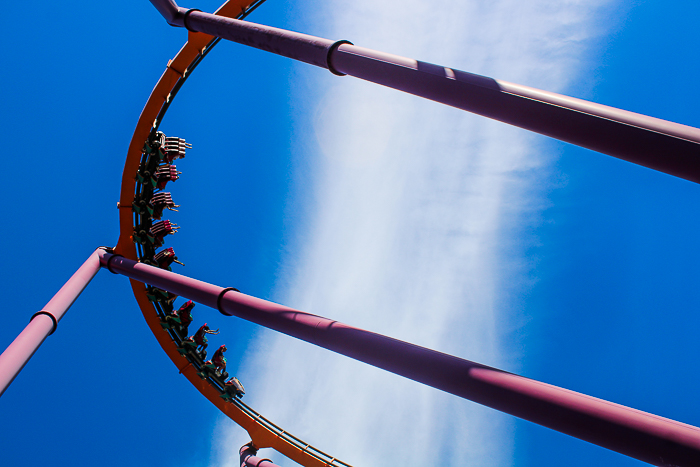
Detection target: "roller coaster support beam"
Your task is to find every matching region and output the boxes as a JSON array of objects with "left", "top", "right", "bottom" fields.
[
  {"left": 100, "top": 250, "right": 700, "bottom": 466},
  {"left": 0, "top": 249, "right": 103, "bottom": 397},
  {"left": 240, "top": 443, "right": 281, "bottom": 467},
  {"left": 148, "top": 0, "right": 700, "bottom": 184}
]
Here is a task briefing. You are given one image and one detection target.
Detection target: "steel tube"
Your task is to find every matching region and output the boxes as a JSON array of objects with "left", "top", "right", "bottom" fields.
[
  {"left": 240, "top": 444, "right": 281, "bottom": 467},
  {"left": 184, "top": 11, "right": 339, "bottom": 69},
  {"left": 101, "top": 252, "right": 700, "bottom": 466},
  {"left": 0, "top": 249, "right": 102, "bottom": 397},
  {"left": 330, "top": 44, "right": 700, "bottom": 183},
  {"left": 149, "top": 0, "right": 188, "bottom": 26},
  {"left": 148, "top": 1, "right": 700, "bottom": 183}
]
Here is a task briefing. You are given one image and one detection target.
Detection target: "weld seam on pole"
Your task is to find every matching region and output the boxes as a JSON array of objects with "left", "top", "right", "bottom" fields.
[
  {"left": 217, "top": 287, "right": 240, "bottom": 315},
  {"left": 106, "top": 253, "right": 124, "bottom": 274},
  {"left": 29, "top": 311, "right": 58, "bottom": 336},
  {"left": 326, "top": 40, "right": 352, "bottom": 76},
  {"left": 183, "top": 8, "right": 202, "bottom": 32}
]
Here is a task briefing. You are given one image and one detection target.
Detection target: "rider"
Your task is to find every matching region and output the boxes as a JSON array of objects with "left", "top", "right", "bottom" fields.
[
  {"left": 191, "top": 323, "right": 219, "bottom": 353},
  {"left": 211, "top": 344, "right": 227, "bottom": 373},
  {"left": 167, "top": 300, "right": 194, "bottom": 332},
  {"left": 174, "top": 300, "right": 194, "bottom": 329},
  {"left": 154, "top": 247, "right": 184, "bottom": 270}
]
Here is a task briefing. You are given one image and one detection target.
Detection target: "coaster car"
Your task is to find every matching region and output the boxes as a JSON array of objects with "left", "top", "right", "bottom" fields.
[
  {"left": 146, "top": 286, "right": 177, "bottom": 305},
  {"left": 197, "top": 360, "right": 228, "bottom": 381},
  {"left": 148, "top": 220, "right": 179, "bottom": 248},
  {"left": 154, "top": 247, "right": 184, "bottom": 271},
  {"left": 177, "top": 337, "right": 207, "bottom": 361},
  {"left": 221, "top": 377, "right": 245, "bottom": 400},
  {"left": 149, "top": 192, "right": 179, "bottom": 220},
  {"left": 154, "top": 164, "right": 181, "bottom": 190},
  {"left": 143, "top": 131, "right": 191, "bottom": 163},
  {"left": 160, "top": 300, "right": 194, "bottom": 338}
]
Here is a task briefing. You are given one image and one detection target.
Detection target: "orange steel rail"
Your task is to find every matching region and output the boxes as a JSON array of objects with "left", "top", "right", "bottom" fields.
[{"left": 114, "top": 2, "right": 349, "bottom": 466}]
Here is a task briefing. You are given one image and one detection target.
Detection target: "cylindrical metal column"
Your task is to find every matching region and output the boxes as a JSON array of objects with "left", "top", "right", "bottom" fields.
[
  {"left": 0, "top": 249, "right": 103, "bottom": 397},
  {"left": 184, "top": 12, "right": 339, "bottom": 69},
  {"left": 100, "top": 251, "right": 700, "bottom": 466},
  {"left": 240, "top": 443, "right": 281, "bottom": 467},
  {"left": 147, "top": 2, "right": 700, "bottom": 184},
  {"left": 328, "top": 44, "right": 700, "bottom": 183}
]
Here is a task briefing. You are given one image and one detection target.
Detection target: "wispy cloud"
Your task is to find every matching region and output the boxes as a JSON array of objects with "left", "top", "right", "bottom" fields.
[{"left": 215, "top": 0, "right": 612, "bottom": 465}]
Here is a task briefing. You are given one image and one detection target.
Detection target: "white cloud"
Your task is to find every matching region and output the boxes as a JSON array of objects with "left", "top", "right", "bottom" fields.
[{"left": 215, "top": 0, "right": 613, "bottom": 465}]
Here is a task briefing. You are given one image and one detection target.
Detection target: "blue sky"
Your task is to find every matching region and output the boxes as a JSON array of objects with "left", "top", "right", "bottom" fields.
[{"left": 1, "top": 1, "right": 699, "bottom": 466}]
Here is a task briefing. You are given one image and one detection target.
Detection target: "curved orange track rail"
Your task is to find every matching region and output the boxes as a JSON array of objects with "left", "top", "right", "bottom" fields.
[{"left": 114, "top": 3, "right": 347, "bottom": 466}]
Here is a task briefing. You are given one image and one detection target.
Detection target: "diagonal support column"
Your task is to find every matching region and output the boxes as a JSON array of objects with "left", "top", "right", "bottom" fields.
[
  {"left": 100, "top": 250, "right": 700, "bottom": 466},
  {"left": 148, "top": 0, "right": 700, "bottom": 183},
  {"left": 0, "top": 249, "right": 103, "bottom": 397},
  {"left": 240, "top": 443, "right": 281, "bottom": 467}
]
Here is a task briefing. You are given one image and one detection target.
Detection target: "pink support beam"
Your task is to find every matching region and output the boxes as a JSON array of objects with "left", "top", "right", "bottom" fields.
[
  {"left": 0, "top": 249, "right": 103, "bottom": 397},
  {"left": 148, "top": 0, "right": 700, "bottom": 184},
  {"left": 240, "top": 443, "right": 281, "bottom": 467},
  {"left": 100, "top": 251, "right": 700, "bottom": 466}
]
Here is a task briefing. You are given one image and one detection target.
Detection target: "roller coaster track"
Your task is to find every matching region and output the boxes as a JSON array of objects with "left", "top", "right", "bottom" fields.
[
  {"left": 4, "top": 1, "right": 700, "bottom": 465},
  {"left": 113, "top": 2, "right": 351, "bottom": 466}
]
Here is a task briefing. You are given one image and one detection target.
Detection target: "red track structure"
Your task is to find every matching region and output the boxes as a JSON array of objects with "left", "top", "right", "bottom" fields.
[{"left": 2, "top": 1, "right": 700, "bottom": 466}]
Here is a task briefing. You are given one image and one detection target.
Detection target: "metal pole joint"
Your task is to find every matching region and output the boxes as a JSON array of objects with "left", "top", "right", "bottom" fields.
[
  {"left": 182, "top": 8, "right": 202, "bottom": 31},
  {"left": 217, "top": 287, "right": 240, "bottom": 315},
  {"left": 327, "top": 40, "right": 353, "bottom": 76},
  {"left": 29, "top": 311, "right": 58, "bottom": 335},
  {"left": 148, "top": 0, "right": 189, "bottom": 27}
]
